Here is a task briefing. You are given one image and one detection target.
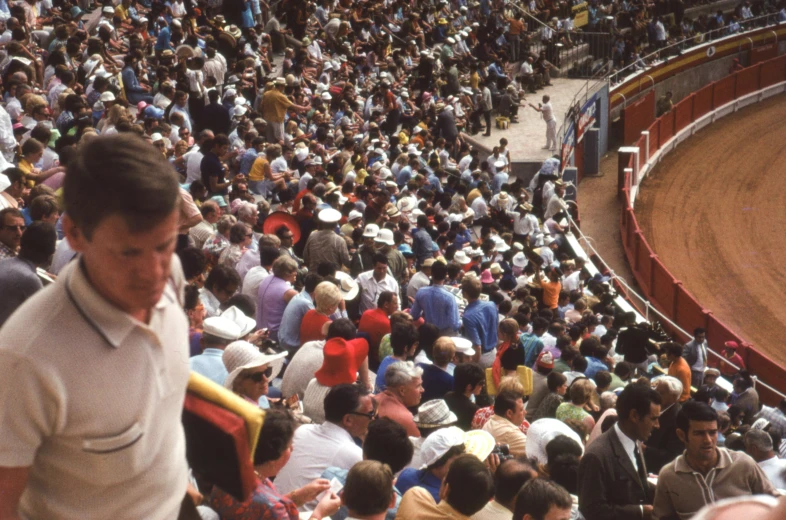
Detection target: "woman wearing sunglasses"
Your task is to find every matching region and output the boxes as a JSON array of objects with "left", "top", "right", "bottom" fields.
[{"left": 222, "top": 340, "right": 288, "bottom": 407}]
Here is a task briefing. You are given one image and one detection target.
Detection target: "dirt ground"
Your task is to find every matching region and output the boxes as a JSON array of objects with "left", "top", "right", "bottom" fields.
[
  {"left": 578, "top": 152, "right": 640, "bottom": 291},
  {"left": 636, "top": 94, "right": 786, "bottom": 366}
]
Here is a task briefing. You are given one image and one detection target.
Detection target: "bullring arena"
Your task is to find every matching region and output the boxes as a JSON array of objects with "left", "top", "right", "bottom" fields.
[{"left": 636, "top": 95, "right": 786, "bottom": 367}]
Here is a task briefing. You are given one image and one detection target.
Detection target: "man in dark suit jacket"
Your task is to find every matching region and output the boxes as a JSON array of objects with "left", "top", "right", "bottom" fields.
[
  {"left": 644, "top": 377, "right": 684, "bottom": 474},
  {"left": 578, "top": 383, "right": 662, "bottom": 520},
  {"left": 615, "top": 311, "right": 656, "bottom": 373}
]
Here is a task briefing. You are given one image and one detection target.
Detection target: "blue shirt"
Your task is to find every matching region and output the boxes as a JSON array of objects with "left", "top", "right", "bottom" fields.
[
  {"left": 492, "top": 171, "right": 509, "bottom": 194},
  {"left": 155, "top": 26, "right": 172, "bottom": 51},
  {"left": 420, "top": 363, "right": 454, "bottom": 402},
  {"left": 376, "top": 356, "right": 400, "bottom": 392},
  {"left": 412, "top": 229, "right": 434, "bottom": 266},
  {"left": 239, "top": 148, "right": 259, "bottom": 175},
  {"left": 396, "top": 468, "right": 442, "bottom": 502},
  {"left": 584, "top": 356, "right": 608, "bottom": 379},
  {"left": 462, "top": 300, "right": 499, "bottom": 353},
  {"left": 189, "top": 348, "right": 228, "bottom": 385},
  {"left": 520, "top": 332, "right": 545, "bottom": 368},
  {"left": 410, "top": 285, "right": 461, "bottom": 333},
  {"left": 277, "top": 290, "right": 314, "bottom": 349},
  {"left": 397, "top": 165, "right": 413, "bottom": 188}
]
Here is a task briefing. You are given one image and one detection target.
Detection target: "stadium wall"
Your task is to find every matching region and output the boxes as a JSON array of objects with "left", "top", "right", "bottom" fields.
[
  {"left": 617, "top": 55, "right": 786, "bottom": 404},
  {"left": 610, "top": 24, "right": 786, "bottom": 133}
]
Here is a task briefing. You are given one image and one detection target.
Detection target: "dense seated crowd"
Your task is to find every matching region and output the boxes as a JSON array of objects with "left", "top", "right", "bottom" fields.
[{"left": 0, "top": 0, "right": 786, "bottom": 518}]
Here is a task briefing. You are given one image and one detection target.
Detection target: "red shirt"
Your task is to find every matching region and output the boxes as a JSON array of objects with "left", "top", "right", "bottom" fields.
[
  {"left": 376, "top": 390, "right": 420, "bottom": 438},
  {"left": 293, "top": 188, "right": 310, "bottom": 213},
  {"left": 300, "top": 309, "right": 331, "bottom": 345},
  {"left": 358, "top": 307, "right": 391, "bottom": 367}
]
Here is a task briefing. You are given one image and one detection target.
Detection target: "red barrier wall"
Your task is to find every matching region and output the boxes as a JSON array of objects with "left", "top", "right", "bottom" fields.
[
  {"left": 693, "top": 84, "right": 714, "bottom": 119},
  {"left": 751, "top": 43, "right": 778, "bottom": 64},
  {"left": 659, "top": 110, "right": 675, "bottom": 144},
  {"left": 736, "top": 65, "right": 760, "bottom": 97},
  {"left": 674, "top": 95, "right": 694, "bottom": 133},
  {"left": 617, "top": 53, "right": 786, "bottom": 404},
  {"left": 622, "top": 91, "right": 655, "bottom": 145},
  {"left": 713, "top": 75, "right": 736, "bottom": 107},
  {"left": 760, "top": 55, "right": 786, "bottom": 88},
  {"left": 647, "top": 121, "right": 659, "bottom": 159}
]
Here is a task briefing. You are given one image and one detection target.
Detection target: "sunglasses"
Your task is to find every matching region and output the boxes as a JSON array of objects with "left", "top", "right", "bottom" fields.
[
  {"left": 348, "top": 403, "right": 377, "bottom": 420},
  {"left": 247, "top": 366, "right": 273, "bottom": 382}
]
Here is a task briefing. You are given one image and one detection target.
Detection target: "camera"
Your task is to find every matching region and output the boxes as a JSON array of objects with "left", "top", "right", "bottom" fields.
[{"left": 491, "top": 443, "right": 514, "bottom": 462}]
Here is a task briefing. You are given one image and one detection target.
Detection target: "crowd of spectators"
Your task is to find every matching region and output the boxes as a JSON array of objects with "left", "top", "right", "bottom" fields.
[{"left": 0, "top": 0, "right": 786, "bottom": 518}]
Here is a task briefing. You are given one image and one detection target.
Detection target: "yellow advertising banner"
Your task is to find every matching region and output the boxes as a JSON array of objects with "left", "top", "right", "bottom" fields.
[{"left": 572, "top": 2, "right": 589, "bottom": 27}]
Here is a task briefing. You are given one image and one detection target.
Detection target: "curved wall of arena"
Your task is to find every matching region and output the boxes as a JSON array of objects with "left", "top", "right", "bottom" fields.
[{"left": 612, "top": 44, "right": 786, "bottom": 404}]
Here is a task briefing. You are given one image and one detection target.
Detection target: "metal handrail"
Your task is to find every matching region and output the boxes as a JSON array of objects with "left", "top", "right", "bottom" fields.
[
  {"left": 610, "top": 13, "right": 779, "bottom": 85},
  {"left": 557, "top": 12, "right": 782, "bottom": 161},
  {"left": 568, "top": 215, "right": 786, "bottom": 400}
]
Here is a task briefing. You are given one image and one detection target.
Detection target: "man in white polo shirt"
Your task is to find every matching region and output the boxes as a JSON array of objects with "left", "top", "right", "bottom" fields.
[{"left": 0, "top": 134, "right": 195, "bottom": 519}]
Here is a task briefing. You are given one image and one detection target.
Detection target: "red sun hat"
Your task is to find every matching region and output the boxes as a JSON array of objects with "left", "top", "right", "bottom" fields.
[
  {"left": 315, "top": 338, "right": 369, "bottom": 387},
  {"left": 724, "top": 341, "right": 740, "bottom": 350},
  {"left": 263, "top": 211, "right": 301, "bottom": 243}
]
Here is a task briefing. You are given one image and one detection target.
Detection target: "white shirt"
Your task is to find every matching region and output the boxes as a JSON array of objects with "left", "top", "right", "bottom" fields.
[
  {"left": 0, "top": 259, "right": 189, "bottom": 519},
  {"left": 199, "top": 287, "right": 222, "bottom": 317},
  {"left": 544, "top": 193, "right": 568, "bottom": 221},
  {"left": 758, "top": 456, "right": 786, "bottom": 490},
  {"left": 280, "top": 339, "right": 326, "bottom": 399},
  {"left": 471, "top": 196, "right": 488, "bottom": 220},
  {"left": 509, "top": 211, "right": 540, "bottom": 236},
  {"left": 614, "top": 422, "right": 641, "bottom": 472},
  {"left": 274, "top": 421, "right": 363, "bottom": 509},
  {"left": 541, "top": 101, "right": 555, "bottom": 122},
  {"left": 184, "top": 149, "right": 205, "bottom": 184},
  {"left": 526, "top": 418, "right": 585, "bottom": 465},
  {"left": 236, "top": 248, "right": 261, "bottom": 281},
  {"left": 562, "top": 271, "right": 582, "bottom": 293},
  {"left": 356, "top": 270, "right": 400, "bottom": 314},
  {"left": 407, "top": 270, "right": 431, "bottom": 300},
  {"left": 241, "top": 266, "right": 270, "bottom": 299},
  {"left": 471, "top": 499, "right": 512, "bottom": 520}
]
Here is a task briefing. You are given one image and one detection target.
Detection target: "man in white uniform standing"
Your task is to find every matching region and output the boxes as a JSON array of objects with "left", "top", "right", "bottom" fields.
[
  {"left": 530, "top": 95, "right": 557, "bottom": 152},
  {"left": 0, "top": 134, "right": 196, "bottom": 519}
]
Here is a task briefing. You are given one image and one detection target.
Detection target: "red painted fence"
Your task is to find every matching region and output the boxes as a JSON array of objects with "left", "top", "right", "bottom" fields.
[{"left": 619, "top": 54, "right": 786, "bottom": 404}]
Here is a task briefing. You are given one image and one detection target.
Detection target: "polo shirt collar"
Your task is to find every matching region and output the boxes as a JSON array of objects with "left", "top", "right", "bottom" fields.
[
  {"left": 674, "top": 447, "right": 732, "bottom": 473},
  {"left": 64, "top": 259, "right": 154, "bottom": 349}
]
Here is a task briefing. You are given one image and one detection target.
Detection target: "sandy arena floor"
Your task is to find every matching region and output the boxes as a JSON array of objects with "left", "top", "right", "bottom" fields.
[{"left": 636, "top": 94, "right": 786, "bottom": 366}]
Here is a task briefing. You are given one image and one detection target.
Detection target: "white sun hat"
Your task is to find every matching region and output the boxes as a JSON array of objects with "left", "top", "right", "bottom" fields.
[{"left": 222, "top": 341, "right": 288, "bottom": 390}]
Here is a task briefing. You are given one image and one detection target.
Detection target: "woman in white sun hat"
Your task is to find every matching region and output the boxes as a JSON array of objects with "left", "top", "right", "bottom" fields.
[{"left": 222, "top": 340, "right": 288, "bottom": 407}]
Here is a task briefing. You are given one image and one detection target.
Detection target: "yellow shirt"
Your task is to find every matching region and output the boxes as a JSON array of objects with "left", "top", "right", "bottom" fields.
[
  {"left": 248, "top": 156, "right": 269, "bottom": 182},
  {"left": 261, "top": 89, "right": 293, "bottom": 123},
  {"left": 18, "top": 158, "right": 35, "bottom": 188}
]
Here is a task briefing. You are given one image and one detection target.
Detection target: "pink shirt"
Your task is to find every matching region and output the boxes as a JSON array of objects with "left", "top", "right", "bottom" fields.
[{"left": 376, "top": 390, "right": 420, "bottom": 438}]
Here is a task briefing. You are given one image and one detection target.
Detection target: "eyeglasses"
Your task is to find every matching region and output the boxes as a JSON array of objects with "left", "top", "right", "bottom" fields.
[
  {"left": 348, "top": 404, "right": 377, "bottom": 420},
  {"left": 3, "top": 224, "right": 25, "bottom": 231},
  {"left": 245, "top": 233, "right": 254, "bottom": 238},
  {"left": 247, "top": 366, "right": 273, "bottom": 382}
]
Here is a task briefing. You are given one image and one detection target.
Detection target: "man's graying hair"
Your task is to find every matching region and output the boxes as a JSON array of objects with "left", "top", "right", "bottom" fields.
[
  {"left": 385, "top": 361, "right": 423, "bottom": 389},
  {"left": 63, "top": 134, "right": 180, "bottom": 239}
]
